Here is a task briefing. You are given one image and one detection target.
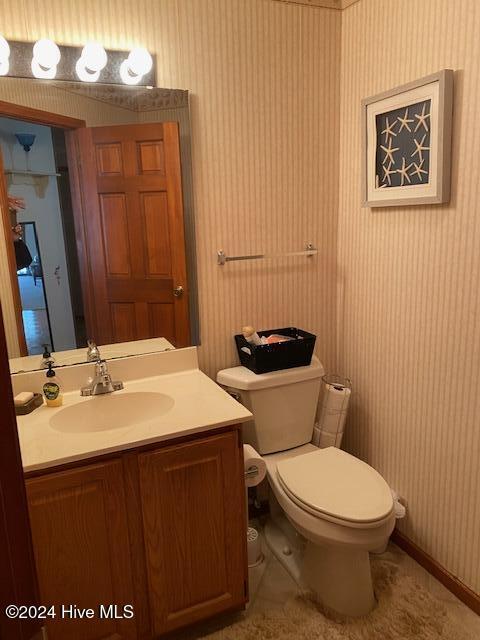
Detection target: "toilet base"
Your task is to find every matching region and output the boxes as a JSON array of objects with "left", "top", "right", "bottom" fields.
[
  {"left": 264, "top": 517, "right": 306, "bottom": 587},
  {"left": 302, "top": 541, "right": 375, "bottom": 617},
  {"left": 264, "top": 511, "right": 376, "bottom": 618}
]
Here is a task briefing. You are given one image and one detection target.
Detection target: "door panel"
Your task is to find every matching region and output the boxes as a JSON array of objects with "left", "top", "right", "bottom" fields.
[
  {"left": 100, "top": 194, "right": 131, "bottom": 276},
  {"left": 149, "top": 303, "right": 175, "bottom": 339},
  {"left": 137, "top": 141, "right": 165, "bottom": 174},
  {"left": 96, "top": 143, "right": 123, "bottom": 175},
  {"left": 111, "top": 303, "right": 137, "bottom": 342},
  {"left": 142, "top": 192, "right": 171, "bottom": 276},
  {"left": 138, "top": 432, "right": 247, "bottom": 636},
  {"left": 66, "top": 122, "right": 189, "bottom": 347}
]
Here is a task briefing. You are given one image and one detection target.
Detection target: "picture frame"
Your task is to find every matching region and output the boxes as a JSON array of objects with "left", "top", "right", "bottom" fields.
[{"left": 362, "top": 70, "right": 454, "bottom": 207}]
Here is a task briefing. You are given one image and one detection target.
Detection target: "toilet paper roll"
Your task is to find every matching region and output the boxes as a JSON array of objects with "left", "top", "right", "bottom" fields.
[
  {"left": 318, "top": 408, "right": 347, "bottom": 436},
  {"left": 321, "top": 383, "right": 351, "bottom": 412},
  {"left": 319, "top": 431, "right": 337, "bottom": 449},
  {"left": 243, "top": 444, "right": 267, "bottom": 487},
  {"left": 318, "top": 384, "right": 351, "bottom": 434}
]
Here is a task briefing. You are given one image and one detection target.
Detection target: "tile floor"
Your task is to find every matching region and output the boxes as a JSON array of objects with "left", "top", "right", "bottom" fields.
[
  {"left": 18, "top": 275, "right": 52, "bottom": 355},
  {"left": 18, "top": 275, "right": 46, "bottom": 310},
  {"left": 172, "top": 526, "right": 480, "bottom": 639},
  {"left": 22, "top": 309, "right": 51, "bottom": 355}
]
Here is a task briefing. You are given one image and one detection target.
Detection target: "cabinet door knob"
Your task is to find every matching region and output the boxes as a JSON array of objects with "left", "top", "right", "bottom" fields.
[{"left": 173, "top": 285, "right": 184, "bottom": 298}]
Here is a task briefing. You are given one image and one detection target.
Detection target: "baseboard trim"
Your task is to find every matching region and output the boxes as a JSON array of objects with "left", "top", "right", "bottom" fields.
[{"left": 391, "top": 529, "right": 480, "bottom": 616}]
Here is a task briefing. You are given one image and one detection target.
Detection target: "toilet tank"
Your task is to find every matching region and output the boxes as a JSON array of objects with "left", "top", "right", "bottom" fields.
[{"left": 217, "top": 357, "right": 324, "bottom": 454}]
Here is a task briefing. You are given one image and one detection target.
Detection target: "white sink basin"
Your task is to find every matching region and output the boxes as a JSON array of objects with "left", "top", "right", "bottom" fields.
[{"left": 50, "top": 392, "right": 175, "bottom": 433}]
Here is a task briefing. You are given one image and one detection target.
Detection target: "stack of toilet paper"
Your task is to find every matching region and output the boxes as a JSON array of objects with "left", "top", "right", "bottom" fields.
[
  {"left": 243, "top": 445, "right": 266, "bottom": 567},
  {"left": 313, "top": 383, "right": 351, "bottom": 448}
]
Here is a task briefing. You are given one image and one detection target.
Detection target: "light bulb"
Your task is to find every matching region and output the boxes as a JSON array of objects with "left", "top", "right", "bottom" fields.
[
  {"left": 0, "top": 35, "right": 10, "bottom": 76},
  {"left": 32, "top": 39, "right": 60, "bottom": 79},
  {"left": 120, "top": 48, "right": 153, "bottom": 85},
  {"left": 119, "top": 59, "right": 142, "bottom": 85},
  {"left": 80, "top": 41, "right": 107, "bottom": 72},
  {"left": 0, "top": 35, "right": 10, "bottom": 62},
  {"left": 127, "top": 47, "right": 152, "bottom": 76},
  {"left": 33, "top": 39, "right": 61, "bottom": 68},
  {"left": 75, "top": 58, "right": 100, "bottom": 83}
]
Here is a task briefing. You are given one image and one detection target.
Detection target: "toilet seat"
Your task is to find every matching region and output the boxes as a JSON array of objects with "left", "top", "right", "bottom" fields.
[{"left": 276, "top": 447, "right": 393, "bottom": 525}]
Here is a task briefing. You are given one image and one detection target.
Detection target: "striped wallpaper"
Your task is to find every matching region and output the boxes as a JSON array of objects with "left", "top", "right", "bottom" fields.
[
  {"left": 339, "top": 0, "right": 480, "bottom": 595},
  {"left": 0, "top": 0, "right": 340, "bottom": 380},
  {"left": 0, "top": 0, "right": 478, "bottom": 599}
]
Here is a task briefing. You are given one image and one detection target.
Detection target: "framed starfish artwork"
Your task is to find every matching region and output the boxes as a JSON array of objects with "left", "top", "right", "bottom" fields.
[{"left": 362, "top": 70, "right": 453, "bottom": 207}]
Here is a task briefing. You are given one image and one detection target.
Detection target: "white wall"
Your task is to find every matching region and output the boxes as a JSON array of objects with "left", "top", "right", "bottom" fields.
[{"left": 0, "top": 118, "right": 76, "bottom": 352}]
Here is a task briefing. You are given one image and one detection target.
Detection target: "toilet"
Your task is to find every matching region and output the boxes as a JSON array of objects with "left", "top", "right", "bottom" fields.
[{"left": 217, "top": 356, "right": 395, "bottom": 617}]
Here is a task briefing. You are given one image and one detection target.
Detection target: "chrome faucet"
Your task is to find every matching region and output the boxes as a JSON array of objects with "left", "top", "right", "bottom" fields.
[
  {"left": 80, "top": 359, "right": 124, "bottom": 396},
  {"left": 86, "top": 339, "right": 101, "bottom": 362}
]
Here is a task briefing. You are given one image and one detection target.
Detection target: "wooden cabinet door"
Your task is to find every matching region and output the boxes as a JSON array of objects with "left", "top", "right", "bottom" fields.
[
  {"left": 0, "top": 305, "right": 40, "bottom": 640},
  {"left": 26, "top": 460, "right": 137, "bottom": 640},
  {"left": 66, "top": 122, "right": 190, "bottom": 348},
  {"left": 138, "top": 431, "right": 247, "bottom": 636}
]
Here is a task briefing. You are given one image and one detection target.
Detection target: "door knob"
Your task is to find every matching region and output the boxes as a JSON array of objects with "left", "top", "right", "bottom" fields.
[{"left": 173, "top": 285, "right": 184, "bottom": 298}]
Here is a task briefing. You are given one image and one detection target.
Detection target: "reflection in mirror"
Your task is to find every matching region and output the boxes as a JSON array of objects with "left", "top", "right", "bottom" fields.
[
  {"left": 0, "top": 79, "right": 198, "bottom": 374},
  {"left": 15, "top": 221, "right": 54, "bottom": 353}
]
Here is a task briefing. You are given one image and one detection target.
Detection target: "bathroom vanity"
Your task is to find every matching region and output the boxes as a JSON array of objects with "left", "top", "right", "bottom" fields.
[{"left": 14, "top": 348, "right": 252, "bottom": 640}]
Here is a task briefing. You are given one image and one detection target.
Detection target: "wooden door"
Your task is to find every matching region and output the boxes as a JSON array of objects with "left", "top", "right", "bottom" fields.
[
  {"left": 66, "top": 122, "right": 190, "bottom": 347},
  {"left": 26, "top": 460, "right": 137, "bottom": 640},
  {"left": 138, "top": 431, "right": 247, "bottom": 636},
  {"left": 0, "top": 305, "right": 40, "bottom": 640},
  {"left": 0, "top": 148, "right": 27, "bottom": 355}
]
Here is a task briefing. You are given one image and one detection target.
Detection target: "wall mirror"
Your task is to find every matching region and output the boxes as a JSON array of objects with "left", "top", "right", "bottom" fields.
[{"left": 0, "top": 77, "right": 198, "bottom": 374}]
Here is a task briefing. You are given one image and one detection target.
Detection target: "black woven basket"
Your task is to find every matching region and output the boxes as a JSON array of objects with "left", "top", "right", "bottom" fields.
[{"left": 234, "top": 327, "right": 316, "bottom": 374}]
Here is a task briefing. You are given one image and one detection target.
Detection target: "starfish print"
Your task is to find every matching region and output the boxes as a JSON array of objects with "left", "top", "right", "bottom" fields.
[
  {"left": 397, "top": 157, "right": 413, "bottom": 186},
  {"left": 381, "top": 116, "right": 397, "bottom": 142},
  {"left": 410, "top": 159, "right": 429, "bottom": 182},
  {"left": 411, "top": 134, "right": 430, "bottom": 163},
  {"left": 414, "top": 102, "right": 430, "bottom": 132},
  {"left": 397, "top": 108, "right": 414, "bottom": 133},
  {"left": 382, "top": 162, "right": 396, "bottom": 186},
  {"left": 381, "top": 138, "right": 400, "bottom": 165}
]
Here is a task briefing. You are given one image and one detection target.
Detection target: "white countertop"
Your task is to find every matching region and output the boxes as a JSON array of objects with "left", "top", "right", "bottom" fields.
[{"left": 15, "top": 348, "right": 252, "bottom": 473}]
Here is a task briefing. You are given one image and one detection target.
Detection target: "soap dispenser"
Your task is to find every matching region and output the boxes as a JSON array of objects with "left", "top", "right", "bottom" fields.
[
  {"left": 43, "top": 362, "right": 63, "bottom": 407},
  {"left": 41, "top": 343, "right": 55, "bottom": 368}
]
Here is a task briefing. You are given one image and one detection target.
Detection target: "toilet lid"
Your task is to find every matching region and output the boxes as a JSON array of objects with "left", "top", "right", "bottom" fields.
[{"left": 276, "top": 447, "right": 393, "bottom": 523}]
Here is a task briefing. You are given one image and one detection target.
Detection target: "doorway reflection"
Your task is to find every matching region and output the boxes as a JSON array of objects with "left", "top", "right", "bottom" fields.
[{"left": 16, "top": 221, "right": 53, "bottom": 355}]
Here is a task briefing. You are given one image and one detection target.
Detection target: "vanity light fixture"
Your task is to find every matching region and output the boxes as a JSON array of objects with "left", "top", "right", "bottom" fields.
[
  {"left": 31, "top": 39, "right": 61, "bottom": 79},
  {"left": 120, "top": 47, "right": 153, "bottom": 85},
  {"left": 75, "top": 41, "right": 107, "bottom": 83},
  {"left": 0, "top": 35, "right": 10, "bottom": 76},
  {"left": 0, "top": 38, "right": 155, "bottom": 86}
]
